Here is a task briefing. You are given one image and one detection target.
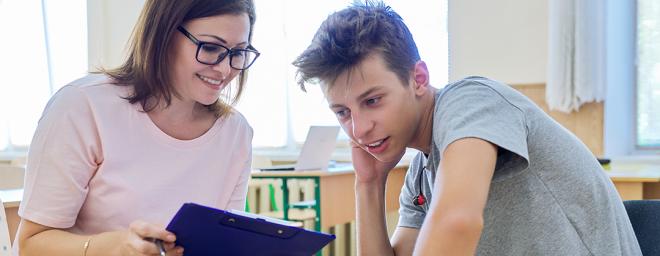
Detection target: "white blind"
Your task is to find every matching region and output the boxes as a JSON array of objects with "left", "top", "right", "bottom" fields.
[{"left": 637, "top": 0, "right": 660, "bottom": 148}]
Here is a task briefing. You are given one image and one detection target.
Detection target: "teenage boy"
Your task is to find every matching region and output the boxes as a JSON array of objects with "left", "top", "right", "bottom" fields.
[{"left": 293, "top": 2, "right": 641, "bottom": 255}]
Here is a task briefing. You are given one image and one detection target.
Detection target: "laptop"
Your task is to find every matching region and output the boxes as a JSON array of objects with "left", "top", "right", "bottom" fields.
[{"left": 260, "top": 126, "right": 340, "bottom": 171}]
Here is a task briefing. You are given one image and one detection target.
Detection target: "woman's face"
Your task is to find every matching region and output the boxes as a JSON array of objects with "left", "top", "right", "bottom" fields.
[{"left": 171, "top": 13, "right": 251, "bottom": 106}]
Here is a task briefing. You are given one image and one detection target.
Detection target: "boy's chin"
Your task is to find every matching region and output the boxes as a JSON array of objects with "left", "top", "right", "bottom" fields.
[{"left": 373, "top": 149, "right": 406, "bottom": 164}]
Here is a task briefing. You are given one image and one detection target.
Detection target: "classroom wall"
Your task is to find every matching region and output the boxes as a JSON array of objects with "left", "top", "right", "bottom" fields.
[
  {"left": 448, "top": 0, "right": 548, "bottom": 84},
  {"left": 89, "top": 0, "right": 549, "bottom": 83}
]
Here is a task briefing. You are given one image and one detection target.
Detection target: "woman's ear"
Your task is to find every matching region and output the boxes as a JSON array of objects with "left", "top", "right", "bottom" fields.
[{"left": 412, "top": 60, "right": 430, "bottom": 96}]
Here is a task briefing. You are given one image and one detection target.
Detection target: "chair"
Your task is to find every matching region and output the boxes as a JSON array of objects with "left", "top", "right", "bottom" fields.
[
  {"left": 0, "top": 198, "right": 12, "bottom": 256},
  {"left": 623, "top": 200, "right": 660, "bottom": 255}
]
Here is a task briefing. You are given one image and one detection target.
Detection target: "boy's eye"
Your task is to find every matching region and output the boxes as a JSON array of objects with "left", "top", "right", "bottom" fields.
[
  {"left": 335, "top": 109, "right": 349, "bottom": 118},
  {"left": 366, "top": 97, "right": 380, "bottom": 105}
]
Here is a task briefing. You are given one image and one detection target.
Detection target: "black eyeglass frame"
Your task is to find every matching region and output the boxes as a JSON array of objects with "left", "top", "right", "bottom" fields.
[{"left": 177, "top": 26, "right": 260, "bottom": 70}]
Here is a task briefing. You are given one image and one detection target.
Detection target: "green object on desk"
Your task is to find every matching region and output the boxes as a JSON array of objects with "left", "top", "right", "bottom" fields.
[
  {"left": 251, "top": 176, "right": 323, "bottom": 256},
  {"left": 598, "top": 158, "right": 611, "bottom": 170},
  {"left": 252, "top": 176, "right": 321, "bottom": 232},
  {"left": 269, "top": 183, "right": 279, "bottom": 212}
]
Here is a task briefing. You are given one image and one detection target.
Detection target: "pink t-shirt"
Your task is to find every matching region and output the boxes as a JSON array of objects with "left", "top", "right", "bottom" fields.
[{"left": 18, "top": 74, "right": 253, "bottom": 235}]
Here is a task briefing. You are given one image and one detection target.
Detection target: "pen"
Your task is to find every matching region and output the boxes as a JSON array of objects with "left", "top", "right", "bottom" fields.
[{"left": 154, "top": 239, "right": 166, "bottom": 256}]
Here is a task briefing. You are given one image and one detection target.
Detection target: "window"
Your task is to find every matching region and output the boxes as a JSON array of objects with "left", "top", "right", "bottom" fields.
[
  {"left": 0, "top": 0, "right": 88, "bottom": 155},
  {"left": 237, "top": 0, "right": 448, "bottom": 148},
  {"left": 0, "top": 0, "right": 446, "bottom": 155},
  {"left": 636, "top": 0, "right": 660, "bottom": 149}
]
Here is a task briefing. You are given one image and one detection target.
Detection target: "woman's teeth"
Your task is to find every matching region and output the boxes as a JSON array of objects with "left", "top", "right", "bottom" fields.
[{"left": 199, "top": 75, "right": 221, "bottom": 85}]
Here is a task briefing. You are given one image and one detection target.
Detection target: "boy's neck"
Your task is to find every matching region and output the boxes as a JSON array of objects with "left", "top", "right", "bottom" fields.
[{"left": 408, "top": 87, "right": 438, "bottom": 155}]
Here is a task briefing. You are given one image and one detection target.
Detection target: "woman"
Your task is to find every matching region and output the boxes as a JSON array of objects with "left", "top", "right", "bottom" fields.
[{"left": 16, "top": 0, "right": 259, "bottom": 255}]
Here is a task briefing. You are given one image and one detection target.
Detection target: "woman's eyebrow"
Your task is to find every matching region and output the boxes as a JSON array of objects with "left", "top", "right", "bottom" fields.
[{"left": 200, "top": 34, "right": 248, "bottom": 47}]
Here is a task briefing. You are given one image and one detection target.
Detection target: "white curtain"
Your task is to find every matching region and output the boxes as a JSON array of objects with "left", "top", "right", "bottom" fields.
[{"left": 547, "top": 0, "right": 606, "bottom": 113}]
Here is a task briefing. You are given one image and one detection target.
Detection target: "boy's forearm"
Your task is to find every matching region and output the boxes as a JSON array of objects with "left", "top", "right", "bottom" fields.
[
  {"left": 413, "top": 209, "right": 484, "bottom": 255},
  {"left": 355, "top": 180, "right": 396, "bottom": 256}
]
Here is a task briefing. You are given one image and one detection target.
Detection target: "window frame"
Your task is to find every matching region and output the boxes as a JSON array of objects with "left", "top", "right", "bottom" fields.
[{"left": 634, "top": 0, "right": 660, "bottom": 151}]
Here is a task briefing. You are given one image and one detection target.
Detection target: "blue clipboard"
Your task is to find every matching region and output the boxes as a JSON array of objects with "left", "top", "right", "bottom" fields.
[{"left": 166, "top": 203, "right": 335, "bottom": 256}]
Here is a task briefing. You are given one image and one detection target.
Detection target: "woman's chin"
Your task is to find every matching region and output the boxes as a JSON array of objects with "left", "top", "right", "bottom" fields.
[{"left": 196, "top": 95, "right": 220, "bottom": 106}]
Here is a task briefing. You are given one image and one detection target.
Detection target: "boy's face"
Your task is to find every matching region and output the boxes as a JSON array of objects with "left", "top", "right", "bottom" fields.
[{"left": 323, "top": 53, "right": 422, "bottom": 163}]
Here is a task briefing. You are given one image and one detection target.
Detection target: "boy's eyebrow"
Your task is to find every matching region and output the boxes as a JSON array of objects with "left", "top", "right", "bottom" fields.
[
  {"left": 329, "top": 103, "right": 345, "bottom": 108},
  {"left": 329, "top": 86, "right": 384, "bottom": 109},
  {"left": 356, "top": 86, "right": 383, "bottom": 102}
]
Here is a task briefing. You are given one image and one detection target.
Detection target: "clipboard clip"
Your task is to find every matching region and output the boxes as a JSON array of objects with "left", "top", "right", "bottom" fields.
[{"left": 219, "top": 215, "right": 301, "bottom": 239}]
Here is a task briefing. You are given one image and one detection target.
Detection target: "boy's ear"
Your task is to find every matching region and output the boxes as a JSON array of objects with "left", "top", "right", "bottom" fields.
[{"left": 412, "top": 60, "right": 430, "bottom": 95}]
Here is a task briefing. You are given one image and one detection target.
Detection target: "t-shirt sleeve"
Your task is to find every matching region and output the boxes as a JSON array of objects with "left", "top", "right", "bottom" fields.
[
  {"left": 19, "top": 85, "right": 102, "bottom": 228},
  {"left": 435, "top": 82, "right": 529, "bottom": 179},
  {"left": 397, "top": 153, "right": 425, "bottom": 229},
  {"left": 226, "top": 124, "right": 253, "bottom": 211}
]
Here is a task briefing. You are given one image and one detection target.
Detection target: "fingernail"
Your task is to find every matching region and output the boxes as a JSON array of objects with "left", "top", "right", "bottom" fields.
[
  {"left": 177, "top": 248, "right": 184, "bottom": 253},
  {"left": 167, "top": 235, "right": 176, "bottom": 241}
]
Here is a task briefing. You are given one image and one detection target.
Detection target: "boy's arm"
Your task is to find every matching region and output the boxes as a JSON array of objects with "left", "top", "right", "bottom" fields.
[
  {"left": 355, "top": 184, "right": 422, "bottom": 256},
  {"left": 413, "top": 137, "right": 497, "bottom": 255},
  {"left": 355, "top": 178, "right": 395, "bottom": 255},
  {"left": 391, "top": 227, "right": 420, "bottom": 255},
  {"left": 352, "top": 141, "right": 407, "bottom": 255}
]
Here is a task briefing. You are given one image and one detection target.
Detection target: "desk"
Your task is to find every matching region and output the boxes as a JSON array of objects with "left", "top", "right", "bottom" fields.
[
  {"left": 0, "top": 189, "right": 21, "bottom": 245},
  {"left": 607, "top": 166, "right": 660, "bottom": 200},
  {"left": 4, "top": 165, "right": 660, "bottom": 244},
  {"left": 251, "top": 164, "right": 407, "bottom": 231}
]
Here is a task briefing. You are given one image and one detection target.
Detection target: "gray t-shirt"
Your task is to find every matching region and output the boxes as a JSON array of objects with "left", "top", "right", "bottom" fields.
[{"left": 398, "top": 77, "right": 641, "bottom": 255}]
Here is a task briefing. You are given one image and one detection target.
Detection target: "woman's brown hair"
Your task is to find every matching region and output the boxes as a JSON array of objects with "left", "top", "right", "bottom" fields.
[{"left": 102, "top": 0, "right": 256, "bottom": 118}]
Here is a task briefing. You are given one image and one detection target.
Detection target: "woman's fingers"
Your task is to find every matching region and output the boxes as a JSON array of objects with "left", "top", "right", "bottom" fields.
[
  {"left": 126, "top": 220, "right": 177, "bottom": 255},
  {"left": 168, "top": 246, "right": 184, "bottom": 256},
  {"left": 130, "top": 220, "right": 176, "bottom": 242}
]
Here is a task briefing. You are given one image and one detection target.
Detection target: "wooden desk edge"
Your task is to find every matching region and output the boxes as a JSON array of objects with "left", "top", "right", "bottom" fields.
[
  {"left": 251, "top": 163, "right": 410, "bottom": 178},
  {"left": 609, "top": 177, "right": 660, "bottom": 183},
  {"left": 3, "top": 201, "right": 19, "bottom": 208}
]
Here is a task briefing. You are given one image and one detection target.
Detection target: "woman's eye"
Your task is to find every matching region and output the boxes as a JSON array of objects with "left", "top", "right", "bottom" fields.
[
  {"left": 201, "top": 44, "right": 226, "bottom": 54},
  {"left": 230, "top": 51, "right": 246, "bottom": 57}
]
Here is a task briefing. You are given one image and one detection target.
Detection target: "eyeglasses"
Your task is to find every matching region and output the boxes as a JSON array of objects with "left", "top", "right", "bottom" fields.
[{"left": 177, "top": 26, "right": 260, "bottom": 70}]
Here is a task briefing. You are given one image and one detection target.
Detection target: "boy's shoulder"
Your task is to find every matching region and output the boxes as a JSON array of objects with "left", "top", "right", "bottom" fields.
[
  {"left": 436, "top": 76, "right": 535, "bottom": 114},
  {"left": 441, "top": 76, "right": 514, "bottom": 96}
]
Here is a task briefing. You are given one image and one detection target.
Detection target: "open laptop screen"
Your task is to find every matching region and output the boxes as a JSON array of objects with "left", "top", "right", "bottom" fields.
[{"left": 260, "top": 126, "right": 340, "bottom": 171}]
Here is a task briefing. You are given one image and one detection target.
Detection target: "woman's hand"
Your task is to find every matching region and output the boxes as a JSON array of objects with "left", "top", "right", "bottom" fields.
[{"left": 118, "top": 220, "right": 183, "bottom": 256}]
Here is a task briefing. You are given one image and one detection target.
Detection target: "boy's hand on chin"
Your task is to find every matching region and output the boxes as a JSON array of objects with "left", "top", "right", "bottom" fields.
[{"left": 350, "top": 141, "right": 401, "bottom": 184}]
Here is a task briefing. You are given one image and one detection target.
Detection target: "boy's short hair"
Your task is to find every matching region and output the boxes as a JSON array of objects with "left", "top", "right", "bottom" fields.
[{"left": 293, "top": 1, "right": 420, "bottom": 91}]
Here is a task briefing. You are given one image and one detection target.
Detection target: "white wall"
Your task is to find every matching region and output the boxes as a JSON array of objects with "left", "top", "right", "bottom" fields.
[
  {"left": 87, "top": 0, "right": 144, "bottom": 70},
  {"left": 87, "top": 0, "right": 549, "bottom": 85},
  {"left": 448, "top": 0, "right": 548, "bottom": 84}
]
